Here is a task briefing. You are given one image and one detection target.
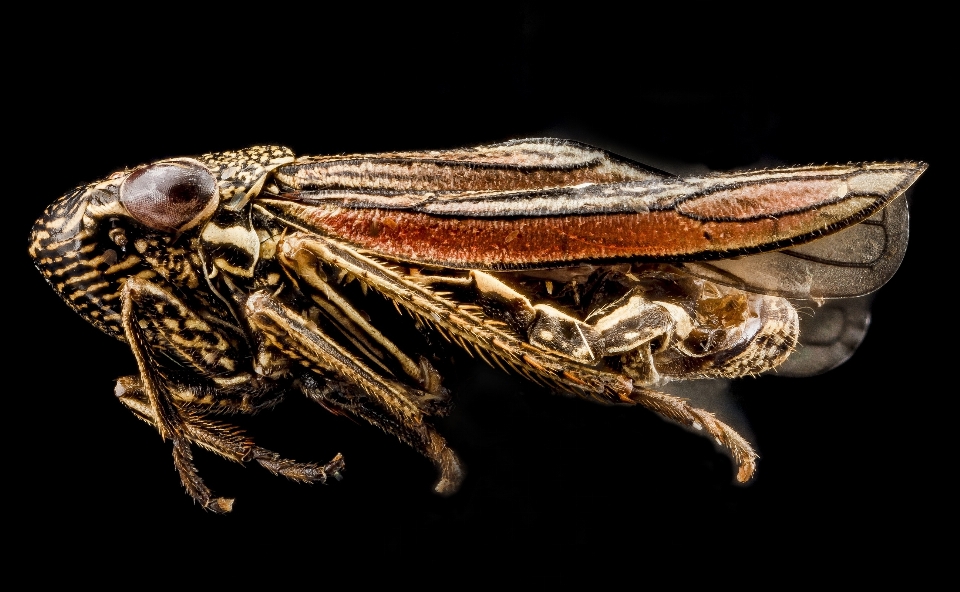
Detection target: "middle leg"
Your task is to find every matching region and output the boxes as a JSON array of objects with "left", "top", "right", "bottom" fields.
[{"left": 244, "top": 290, "right": 464, "bottom": 494}]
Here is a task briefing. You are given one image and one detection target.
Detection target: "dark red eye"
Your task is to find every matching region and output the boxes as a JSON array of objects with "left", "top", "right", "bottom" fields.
[{"left": 119, "top": 158, "right": 218, "bottom": 233}]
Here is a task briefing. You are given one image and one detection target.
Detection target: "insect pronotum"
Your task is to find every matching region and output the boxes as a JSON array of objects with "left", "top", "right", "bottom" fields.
[{"left": 29, "top": 139, "right": 926, "bottom": 511}]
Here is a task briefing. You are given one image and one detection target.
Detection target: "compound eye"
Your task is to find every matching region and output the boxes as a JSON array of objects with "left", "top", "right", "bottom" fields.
[{"left": 119, "top": 158, "right": 218, "bottom": 233}]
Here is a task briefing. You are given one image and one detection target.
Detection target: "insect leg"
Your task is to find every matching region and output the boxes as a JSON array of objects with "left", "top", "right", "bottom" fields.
[
  {"left": 114, "top": 376, "right": 345, "bottom": 488},
  {"left": 629, "top": 386, "right": 758, "bottom": 482},
  {"left": 119, "top": 277, "right": 341, "bottom": 511},
  {"left": 245, "top": 291, "right": 464, "bottom": 494},
  {"left": 295, "top": 374, "right": 454, "bottom": 482},
  {"left": 276, "top": 233, "right": 758, "bottom": 481},
  {"left": 273, "top": 231, "right": 633, "bottom": 403},
  {"left": 120, "top": 277, "right": 237, "bottom": 511},
  {"left": 468, "top": 271, "right": 758, "bottom": 479},
  {"left": 287, "top": 257, "right": 447, "bottom": 402}
]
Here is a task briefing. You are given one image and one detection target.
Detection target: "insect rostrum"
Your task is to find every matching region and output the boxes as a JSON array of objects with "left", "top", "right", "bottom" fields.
[{"left": 28, "top": 139, "right": 925, "bottom": 511}]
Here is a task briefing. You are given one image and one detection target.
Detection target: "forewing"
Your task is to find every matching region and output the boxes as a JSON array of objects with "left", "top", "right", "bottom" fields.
[{"left": 262, "top": 140, "right": 924, "bottom": 272}]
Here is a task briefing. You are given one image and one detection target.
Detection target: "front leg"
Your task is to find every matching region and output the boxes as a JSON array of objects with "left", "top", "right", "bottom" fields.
[
  {"left": 119, "top": 277, "right": 342, "bottom": 511},
  {"left": 121, "top": 277, "right": 245, "bottom": 511},
  {"left": 115, "top": 377, "right": 344, "bottom": 499}
]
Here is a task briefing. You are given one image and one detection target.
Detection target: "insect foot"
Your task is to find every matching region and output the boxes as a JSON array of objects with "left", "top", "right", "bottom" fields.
[{"left": 113, "top": 376, "right": 345, "bottom": 512}]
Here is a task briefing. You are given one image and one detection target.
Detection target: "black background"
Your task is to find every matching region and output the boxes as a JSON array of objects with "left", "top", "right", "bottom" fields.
[{"left": 14, "top": 5, "right": 944, "bottom": 566}]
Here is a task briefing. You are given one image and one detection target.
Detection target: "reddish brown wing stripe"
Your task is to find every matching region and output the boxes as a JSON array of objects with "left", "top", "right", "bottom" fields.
[
  {"left": 677, "top": 169, "right": 923, "bottom": 222},
  {"left": 258, "top": 200, "right": 873, "bottom": 268}
]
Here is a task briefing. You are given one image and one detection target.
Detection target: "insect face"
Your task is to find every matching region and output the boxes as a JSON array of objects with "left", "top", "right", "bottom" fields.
[{"left": 30, "top": 173, "right": 146, "bottom": 338}]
